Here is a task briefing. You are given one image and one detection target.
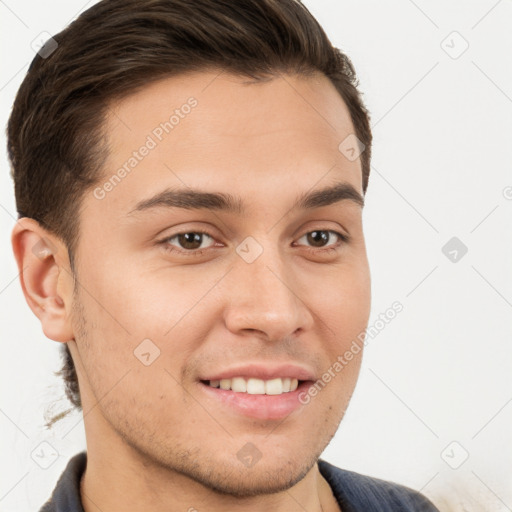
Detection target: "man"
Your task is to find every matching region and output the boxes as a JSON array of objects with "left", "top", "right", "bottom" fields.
[{"left": 8, "top": 0, "right": 439, "bottom": 510}]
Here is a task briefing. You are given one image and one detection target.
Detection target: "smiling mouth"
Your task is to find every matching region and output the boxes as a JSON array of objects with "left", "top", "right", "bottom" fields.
[
  {"left": 198, "top": 377, "right": 315, "bottom": 420},
  {"left": 200, "top": 377, "right": 306, "bottom": 395}
]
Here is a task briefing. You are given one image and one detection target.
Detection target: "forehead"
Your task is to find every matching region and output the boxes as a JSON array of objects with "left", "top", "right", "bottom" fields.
[{"left": 92, "top": 70, "right": 363, "bottom": 217}]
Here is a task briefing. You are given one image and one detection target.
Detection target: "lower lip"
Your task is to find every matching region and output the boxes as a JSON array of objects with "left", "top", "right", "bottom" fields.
[{"left": 198, "top": 381, "right": 314, "bottom": 420}]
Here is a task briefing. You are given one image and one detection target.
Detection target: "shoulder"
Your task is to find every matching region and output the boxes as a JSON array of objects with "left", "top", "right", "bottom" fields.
[{"left": 318, "top": 459, "right": 439, "bottom": 512}]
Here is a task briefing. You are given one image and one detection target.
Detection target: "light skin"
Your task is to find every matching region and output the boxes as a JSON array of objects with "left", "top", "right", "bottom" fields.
[{"left": 12, "top": 69, "right": 371, "bottom": 512}]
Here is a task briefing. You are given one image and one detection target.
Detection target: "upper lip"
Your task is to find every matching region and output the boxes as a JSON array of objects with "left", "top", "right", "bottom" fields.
[{"left": 200, "top": 363, "right": 316, "bottom": 382}]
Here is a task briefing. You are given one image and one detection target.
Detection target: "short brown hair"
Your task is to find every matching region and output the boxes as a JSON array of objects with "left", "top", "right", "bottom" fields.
[{"left": 7, "top": 0, "right": 372, "bottom": 416}]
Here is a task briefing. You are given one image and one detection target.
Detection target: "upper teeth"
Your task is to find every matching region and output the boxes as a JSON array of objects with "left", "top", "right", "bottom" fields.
[{"left": 208, "top": 377, "right": 299, "bottom": 395}]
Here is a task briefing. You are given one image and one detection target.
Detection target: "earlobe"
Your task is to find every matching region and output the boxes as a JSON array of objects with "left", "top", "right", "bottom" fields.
[{"left": 11, "top": 218, "right": 75, "bottom": 343}]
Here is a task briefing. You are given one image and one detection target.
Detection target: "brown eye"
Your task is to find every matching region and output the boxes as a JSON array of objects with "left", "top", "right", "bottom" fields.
[
  {"left": 164, "top": 231, "right": 215, "bottom": 252},
  {"left": 177, "top": 232, "right": 204, "bottom": 250},
  {"left": 297, "top": 230, "right": 346, "bottom": 249},
  {"left": 306, "top": 230, "right": 330, "bottom": 247}
]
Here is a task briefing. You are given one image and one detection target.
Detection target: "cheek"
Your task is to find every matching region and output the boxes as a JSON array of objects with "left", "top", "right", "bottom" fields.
[
  {"left": 312, "top": 263, "right": 371, "bottom": 338},
  {"left": 97, "top": 255, "right": 225, "bottom": 329},
  {"left": 71, "top": 264, "right": 213, "bottom": 397},
  {"left": 316, "top": 265, "right": 370, "bottom": 407}
]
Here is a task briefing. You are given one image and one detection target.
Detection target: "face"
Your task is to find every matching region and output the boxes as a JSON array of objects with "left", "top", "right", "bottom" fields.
[{"left": 68, "top": 70, "right": 371, "bottom": 496}]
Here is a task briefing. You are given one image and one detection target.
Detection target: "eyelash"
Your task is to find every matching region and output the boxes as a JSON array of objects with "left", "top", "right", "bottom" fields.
[{"left": 158, "top": 229, "right": 350, "bottom": 257}]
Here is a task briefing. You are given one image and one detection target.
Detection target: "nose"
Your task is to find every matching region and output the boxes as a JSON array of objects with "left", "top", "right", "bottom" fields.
[{"left": 223, "top": 243, "right": 314, "bottom": 342}]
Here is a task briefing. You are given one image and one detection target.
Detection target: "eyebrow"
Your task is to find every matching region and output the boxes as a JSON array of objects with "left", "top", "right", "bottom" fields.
[{"left": 127, "top": 181, "right": 364, "bottom": 216}]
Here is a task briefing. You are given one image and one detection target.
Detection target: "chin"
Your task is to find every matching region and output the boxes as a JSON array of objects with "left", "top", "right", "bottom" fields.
[{"left": 187, "top": 456, "right": 315, "bottom": 498}]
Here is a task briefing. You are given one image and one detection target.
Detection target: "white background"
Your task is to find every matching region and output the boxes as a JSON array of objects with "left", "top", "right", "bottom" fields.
[{"left": 1, "top": 1, "right": 511, "bottom": 511}]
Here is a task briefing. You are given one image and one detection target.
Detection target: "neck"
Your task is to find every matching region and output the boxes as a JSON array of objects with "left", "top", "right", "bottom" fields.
[
  {"left": 80, "top": 456, "right": 338, "bottom": 512},
  {"left": 80, "top": 418, "right": 339, "bottom": 512},
  {"left": 77, "top": 386, "right": 341, "bottom": 512}
]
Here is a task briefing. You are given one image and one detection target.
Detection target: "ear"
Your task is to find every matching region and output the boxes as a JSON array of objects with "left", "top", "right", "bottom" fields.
[{"left": 11, "top": 218, "right": 75, "bottom": 343}]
